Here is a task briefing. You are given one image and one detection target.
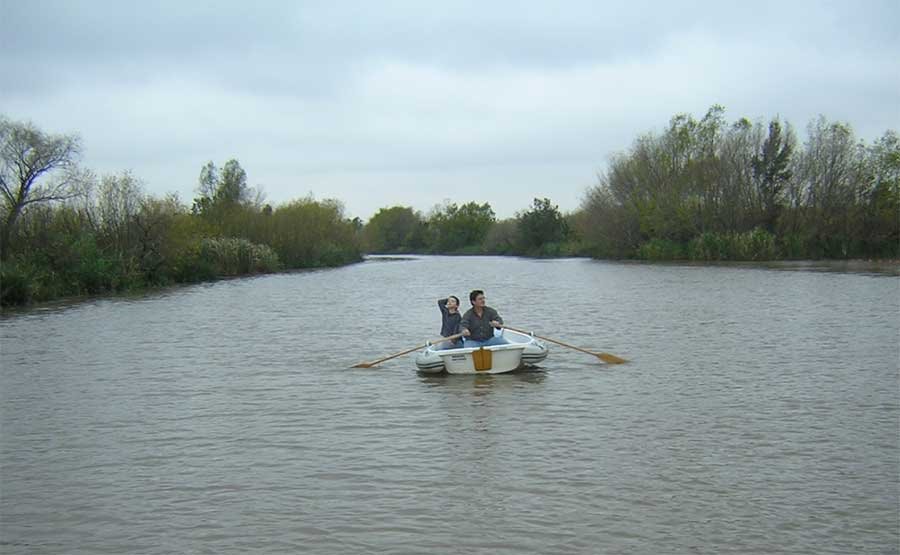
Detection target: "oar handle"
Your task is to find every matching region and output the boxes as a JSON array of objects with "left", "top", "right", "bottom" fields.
[
  {"left": 503, "top": 326, "right": 588, "bottom": 353},
  {"left": 354, "top": 333, "right": 464, "bottom": 368},
  {"left": 503, "top": 325, "right": 626, "bottom": 364},
  {"left": 428, "top": 332, "right": 464, "bottom": 346}
]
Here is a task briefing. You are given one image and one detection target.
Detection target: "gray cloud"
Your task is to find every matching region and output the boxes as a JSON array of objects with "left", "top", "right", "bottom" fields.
[{"left": 2, "top": 0, "right": 898, "bottom": 219}]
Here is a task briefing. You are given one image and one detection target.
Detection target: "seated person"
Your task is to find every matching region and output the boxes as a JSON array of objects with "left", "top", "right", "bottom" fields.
[
  {"left": 459, "top": 289, "right": 509, "bottom": 347},
  {"left": 437, "top": 295, "right": 462, "bottom": 349}
]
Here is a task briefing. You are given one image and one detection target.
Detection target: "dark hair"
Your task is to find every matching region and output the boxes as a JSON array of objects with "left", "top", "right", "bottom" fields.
[
  {"left": 469, "top": 289, "right": 484, "bottom": 304},
  {"left": 449, "top": 295, "right": 460, "bottom": 305}
]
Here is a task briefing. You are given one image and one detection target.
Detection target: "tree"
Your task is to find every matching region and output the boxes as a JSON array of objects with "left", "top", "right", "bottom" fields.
[
  {"left": 599, "top": 107, "right": 730, "bottom": 244},
  {"left": 861, "top": 130, "right": 900, "bottom": 256},
  {"left": 708, "top": 117, "right": 766, "bottom": 233},
  {"left": 363, "top": 206, "right": 426, "bottom": 252},
  {"left": 192, "top": 158, "right": 253, "bottom": 215},
  {"left": 751, "top": 118, "right": 795, "bottom": 233},
  {"left": 483, "top": 219, "right": 518, "bottom": 254},
  {"left": 198, "top": 161, "right": 218, "bottom": 200},
  {"left": 517, "top": 197, "right": 568, "bottom": 252},
  {"left": 0, "top": 116, "right": 82, "bottom": 259},
  {"left": 241, "top": 196, "right": 357, "bottom": 268},
  {"left": 190, "top": 159, "right": 267, "bottom": 240},
  {"left": 794, "top": 116, "right": 863, "bottom": 256},
  {"left": 94, "top": 171, "right": 145, "bottom": 259},
  {"left": 428, "top": 201, "right": 495, "bottom": 251},
  {"left": 217, "top": 159, "right": 248, "bottom": 205}
]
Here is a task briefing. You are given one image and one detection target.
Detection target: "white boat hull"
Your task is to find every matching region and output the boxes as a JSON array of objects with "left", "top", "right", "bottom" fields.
[{"left": 414, "top": 329, "right": 549, "bottom": 374}]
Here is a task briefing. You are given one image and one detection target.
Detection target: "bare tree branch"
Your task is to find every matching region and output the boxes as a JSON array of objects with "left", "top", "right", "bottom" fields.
[{"left": 0, "top": 115, "right": 82, "bottom": 259}]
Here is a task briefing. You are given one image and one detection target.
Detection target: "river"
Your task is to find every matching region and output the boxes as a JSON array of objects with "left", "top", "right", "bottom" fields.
[{"left": 1, "top": 256, "right": 898, "bottom": 554}]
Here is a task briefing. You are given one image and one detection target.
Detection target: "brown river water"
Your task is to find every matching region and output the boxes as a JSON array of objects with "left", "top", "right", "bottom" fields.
[{"left": 1, "top": 256, "right": 898, "bottom": 554}]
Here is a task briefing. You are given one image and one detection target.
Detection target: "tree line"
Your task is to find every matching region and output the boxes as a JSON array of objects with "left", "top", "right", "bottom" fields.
[
  {"left": 580, "top": 106, "right": 899, "bottom": 260},
  {"left": 2, "top": 107, "right": 897, "bottom": 306},
  {"left": 362, "top": 107, "right": 898, "bottom": 261},
  {"left": 0, "top": 115, "right": 360, "bottom": 306},
  {"left": 361, "top": 198, "right": 574, "bottom": 256}
]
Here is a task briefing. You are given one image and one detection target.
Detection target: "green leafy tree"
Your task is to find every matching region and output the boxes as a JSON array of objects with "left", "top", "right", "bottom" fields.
[
  {"left": 363, "top": 206, "right": 426, "bottom": 252},
  {"left": 751, "top": 118, "right": 795, "bottom": 233},
  {"left": 713, "top": 117, "right": 759, "bottom": 233},
  {"left": 793, "top": 117, "right": 865, "bottom": 257},
  {"left": 517, "top": 197, "right": 568, "bottom": 252},
  {"left": 197, "top": 161, "right": 218, "bottom": 200},
  {"left": 217, "top": 159, "right": 248, "bottom": 205},
  {"left": 192, "top": 159, "right": 254, "bottom": 214},
  {"left": 265, "top": 197, "right": 360, "bottom": 267},
  {"left": 482, "top": 219, "right": 518, "bottom": 254},
  {"left": 428, "top": 201, "right": 495, "bottom": 252},
  {"left": 190, "top": 158, "right": 267, "bottom": 239},
  {"left": 600, "top": 107, "right": 728, "bottom": 245},
  {"left": 861, "top": 130, "right": 900, "bottom": 256}
]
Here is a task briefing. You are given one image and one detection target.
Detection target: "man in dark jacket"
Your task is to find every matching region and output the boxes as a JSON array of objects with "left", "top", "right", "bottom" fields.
[{"left": 460, "top": 289, "right": 508, "bottom": 347}]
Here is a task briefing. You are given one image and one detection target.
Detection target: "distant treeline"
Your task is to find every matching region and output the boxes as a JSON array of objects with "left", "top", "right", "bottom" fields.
[
  {"left": 361, "top": 198, "right": 577, "bottom": 257},
  {"left": 2, "top": 106, "right": 897, "bottom": 306},
  {"left": 362, "top": 106, "right": 898, "bottom": 261}
]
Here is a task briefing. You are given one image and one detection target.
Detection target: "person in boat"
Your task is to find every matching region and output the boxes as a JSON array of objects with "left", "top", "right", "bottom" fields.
[
  {"left": 437, "top": 295, "right": 462, "bottom": 349},
  {"left": 460, "top": 289, "right": 509, "bottom": 347}
]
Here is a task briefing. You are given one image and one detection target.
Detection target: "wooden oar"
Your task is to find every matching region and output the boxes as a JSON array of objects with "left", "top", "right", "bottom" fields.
[
  {"left": 351, "top": 333, "right": 463, "bottom": 368},
  {"left": 503, "top": 326, "right": 627, "bottom": 364}
]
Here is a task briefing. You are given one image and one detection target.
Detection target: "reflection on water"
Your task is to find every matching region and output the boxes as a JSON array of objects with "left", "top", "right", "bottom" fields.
[
  {"left": 1, "top": 256, "right": 897, "bottom": 555},
  {"left": 364, "top": 255, "right": 420, "bottom": 263},
  {"left": 417, "top": 368, "right": 548, "bottom": 391},
  {"left": 757, "top": 259, "right": 900, "bottom": 276},
  {"left": 611, "top": 258, "right": 900, "bottom": 276}
]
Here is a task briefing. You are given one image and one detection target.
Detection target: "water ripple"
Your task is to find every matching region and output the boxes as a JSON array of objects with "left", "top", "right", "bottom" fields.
[{"left": 1, "top": 257, "right": 898, "bottom": 554}]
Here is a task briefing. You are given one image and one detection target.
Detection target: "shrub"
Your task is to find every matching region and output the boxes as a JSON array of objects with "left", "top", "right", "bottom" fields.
[
  {"left": 688, "top": 229, "right": 777, "bottom": 261},
  {"left": 688, "top": 232, "right": 729, "bottom": 261},
  {"left": 68, "top": 234, "right": 117, "bottom": 294},
  {"left": 637, "top": 238, "right": 686, "bottom": 260},
  {"left": 198, "top": 237, "right": 281, "bottom": 276},
  {"left": 0, "top": 262, "right": 32, "bottom": 306},
  {"left": 312, "top": 242, "right": 359, "bottom": 267},
  {"left": 739, "top": 228, "right": 777, "bottom": 260}
]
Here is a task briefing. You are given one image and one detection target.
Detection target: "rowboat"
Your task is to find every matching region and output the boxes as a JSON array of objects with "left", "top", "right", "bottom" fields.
[{"left": 414, "top": 328, "right": 549, "bottom": 374}]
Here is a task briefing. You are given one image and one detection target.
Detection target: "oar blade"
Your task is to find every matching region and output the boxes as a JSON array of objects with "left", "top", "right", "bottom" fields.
[
  {"left": 351, "top": 361, "right": 374, "bottom": 368},
  {"left": 597, "top": 352, "right": 627, "bottom": 364}
]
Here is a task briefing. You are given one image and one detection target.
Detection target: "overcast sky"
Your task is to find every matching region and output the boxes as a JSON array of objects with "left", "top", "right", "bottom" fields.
[{"left": 3, "top": 1, "right": 899, "bottom": 220}]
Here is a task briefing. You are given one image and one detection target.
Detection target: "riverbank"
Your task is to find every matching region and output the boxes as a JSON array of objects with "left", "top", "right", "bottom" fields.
[
  {"left": 0, "top": 253, "right": 363, "bottom": 311},
  {"left": 5, "top": 254, "right": 897, "bottom": 313},
  {"left": 613, "top": 258, "right": 900, "bottom": 276},
  {"left": 369, "top": 251, "right": 900, "bottom": 272}
]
